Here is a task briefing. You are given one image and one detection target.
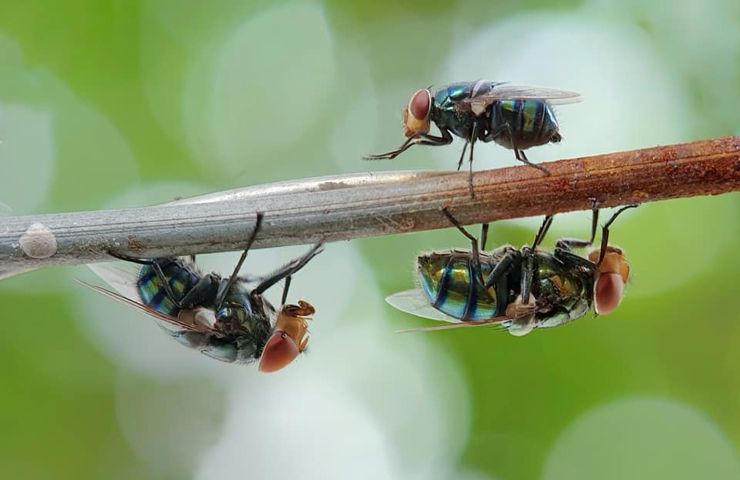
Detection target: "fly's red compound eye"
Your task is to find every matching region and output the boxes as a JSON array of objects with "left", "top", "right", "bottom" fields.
[
  {"left": 408, "top": 89, "right": 431, "bottom": 120},
  {"left": 258, "top": 331, "right": 299, "bottom": 373},
  {"left": 593, "top": 273, "right": 625, "bottom": 315}
]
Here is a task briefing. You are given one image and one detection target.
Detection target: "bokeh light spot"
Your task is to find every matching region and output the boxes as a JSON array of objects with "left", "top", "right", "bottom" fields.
[
  {"left": 543, "top": 397, "right": 740, "bottom": 479},
  {"left": 184, "top": 3, "right": 337, "bottom": 177}
]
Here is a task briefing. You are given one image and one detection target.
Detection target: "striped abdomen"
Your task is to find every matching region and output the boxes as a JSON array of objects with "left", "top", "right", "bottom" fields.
[
  {"left": 488, "top": 99, "right": 560, "bottom": 150},
  {"left": 417, "top": 252, "right": 500, "bottom": 321},
  {"left": 137, "top": 259, "right": 202, "bottom": 316}
]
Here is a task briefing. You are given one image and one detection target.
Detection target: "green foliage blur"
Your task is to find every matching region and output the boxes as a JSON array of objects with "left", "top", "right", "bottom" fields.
[{"left": 0, "top": 1, "right": 738, "bottom": 479}]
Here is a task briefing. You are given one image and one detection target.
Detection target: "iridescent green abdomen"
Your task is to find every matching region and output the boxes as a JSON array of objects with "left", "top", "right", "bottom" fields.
[
  {"left": 417, "top": 251, "right": 500, "bottom": 321},
  {"left": 137, "top": 259, "right": 201, "bottom": 316},
  {"left": 488, "top": 99, "right": 560, "bottom": 150}
]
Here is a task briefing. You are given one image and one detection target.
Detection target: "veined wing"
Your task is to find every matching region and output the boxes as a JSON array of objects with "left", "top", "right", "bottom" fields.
[
  {"left": 386, "top": 288, "right": 509, "bottom": 332},
  {"left": 386, "top": 288, "right": 459, "bottom": 323},
  {"left": 87, "top": 262, "right": 141, "bottom": 300},
  {"left": 462, "top": 84, "right": 582, "bottom": 113},
  {"left": 83, "top": 262, "right": 216, "bottom": 333}
]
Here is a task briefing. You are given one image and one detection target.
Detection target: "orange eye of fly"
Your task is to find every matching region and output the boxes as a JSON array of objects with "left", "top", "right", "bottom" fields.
[
  {"left": 258, "top": 331, "right": 299, "bottom": 373},
  {"left": 408, "top": 89, "right": 431, "bottom": 120},
  {"left": 593, "top": 273, "right": 625, "bottom": 315}
]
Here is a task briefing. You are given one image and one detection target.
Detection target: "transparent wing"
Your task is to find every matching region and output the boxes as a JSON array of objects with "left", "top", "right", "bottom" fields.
[
  {"left": 386, "top": 288, "right": 460, "bottom": 323},
  {"left": 396, "top": 319, "right": 508, "bottom": 333},
  {"left": 87, "top": 261, "right": 141, "bottom": 300},
  {"left": 462, "top": 85, "right": 582, "bottom": 112},
  {"left": 83, "top": 262, "right": 216, "bottom": 333},
  {"left": 387, "top": 288, "right": 511, "bottom": 333},
  {"left": 386, "top": 288, "right": 508, "bottom": 323},
  {"left": 77, "top": 279, "right": 214, "bottom": 333}
]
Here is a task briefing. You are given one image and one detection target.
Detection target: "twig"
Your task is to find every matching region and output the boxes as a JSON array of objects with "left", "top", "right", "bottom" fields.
[{"left": 0, "top": 136, "right": 738, "bottom": 280}]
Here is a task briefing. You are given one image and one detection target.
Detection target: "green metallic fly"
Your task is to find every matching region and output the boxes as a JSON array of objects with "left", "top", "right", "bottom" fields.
[
  {"left": 365, "top": 81, "right": 581, "bottom": 194},
  {"left": 84, "top": 213, "right": 322, "bottom": 372},
  {"left": 387, "top": 205, "right": 636, "bottom": 335}
]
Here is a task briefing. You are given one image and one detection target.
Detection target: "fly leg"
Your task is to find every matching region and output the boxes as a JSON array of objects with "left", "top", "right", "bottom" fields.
[
  {"left": 489, "top": 123, "right": 550, "bottom": 175},
  {"left": 494, "top": 215, "right": 553, "bottom": 335},
  {"left": 552, "top": 203, "right": 637, "bottom": 265},
  {"left": 456, "top": 141, "right": 468, "bottom": 171},
  {"left": 504, "top": 253, "right": 537, "bottom": 335},
  {"left": 481, "top": 250, "right": 521, "bottom": 317},
  {"left": 466, "top": 122, "right": 479, "bottom": 198},
  {"left": 540, "top": 205, "right": 600, "bottom": 270},
  {"left": 503, "top": 214, "right": 555, "bottom": 328},
  {"left": 594, "top": 204, "right": 638, "bottom": 266},
  {"left": 441, "top": 207, "right": 484, "bottom": 285},
  {"left": 280, "top": 276, "right": 292, "bottom": 306},
  {"left": 519, "top": 252, "right": 535, "bottom": 304},
  {"left": 215, "top": 212, "right": 264, "bottom": 309},
  {"left": 252, "top": 243, "right": 324, "bottom": 296},
  {"left": 363, "top": 136, "right": 416, "bottom": 160},
  {"left": 480, "top": 223, "right": 490, "bottom": 251},
  {"left": 555, "top": 198, "right": 600, "bottom": 252},
  {"left": 531, "top": 215, "right": 554, "bottom": 250},
  {"left": 177, "top": 274, "right": 221, "bottom": 309},
  {"left": 364, "top": 128, "right": 453, "bottom": 160}
]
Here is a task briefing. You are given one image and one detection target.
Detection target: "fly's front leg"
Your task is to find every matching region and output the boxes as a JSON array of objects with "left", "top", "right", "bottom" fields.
[
  {"left": 363, "top": 128, "right": 453, "bottom": 161},
  {"left": 553, "top": 250, "right": 597, "bottom": 271},
  {"left": 594, "top": 204, "right": 638, "bottom": 265},
  {"left": 420, "top": 127, "right": 453, "bottom": 145},
  {"left": 363, "top": 136, "right": 417, "bottom": 160}
]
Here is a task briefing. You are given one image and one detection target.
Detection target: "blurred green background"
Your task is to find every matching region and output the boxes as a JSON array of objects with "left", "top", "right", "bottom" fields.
[{"left": 0, "top": 1, "right": 738, "bottom": 479}]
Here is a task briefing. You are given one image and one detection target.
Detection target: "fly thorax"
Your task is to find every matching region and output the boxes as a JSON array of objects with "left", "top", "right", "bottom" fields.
[{"left": 215, "top": 302, "right": 251, "bottom": 335}]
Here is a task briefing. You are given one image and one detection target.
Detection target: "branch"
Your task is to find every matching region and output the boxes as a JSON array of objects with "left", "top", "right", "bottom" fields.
[{"left": 1, "top": 136, "right": 738, "bottom": 280}]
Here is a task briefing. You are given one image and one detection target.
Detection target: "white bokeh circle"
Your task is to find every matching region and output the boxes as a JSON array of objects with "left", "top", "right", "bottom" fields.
[
  {"left": 183, "top": 3, "right": 337, "bottom": 176},
  {"left": 543, "top": 396, "right": 740, "bottom": 479}
]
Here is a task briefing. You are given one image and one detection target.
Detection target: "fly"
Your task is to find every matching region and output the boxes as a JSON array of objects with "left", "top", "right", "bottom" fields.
[
  {"left": 387, "top": 204, "right": 635, "bottom": 335},
  {"left": 82, "top": 213, "right": 323, "bottom": 372},
  {"left": 365, "top": 81, "right": 581, "bottom": 195}
]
